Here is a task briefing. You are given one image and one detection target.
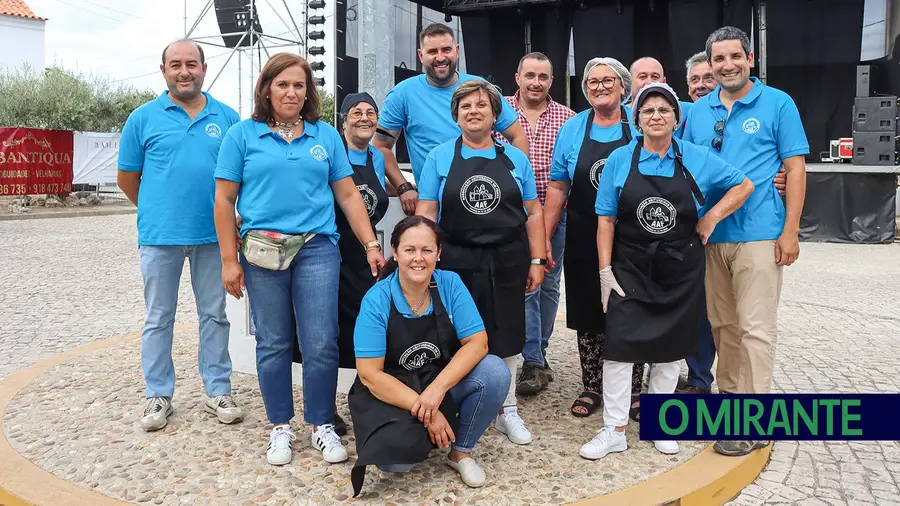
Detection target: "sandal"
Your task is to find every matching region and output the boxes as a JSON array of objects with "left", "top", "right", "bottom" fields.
[
  {"left": 571, "top": 390, "right": 602, "bottom": 418},
  {"left": 629, "top": 393, "right": 641, "bottom": 423}
]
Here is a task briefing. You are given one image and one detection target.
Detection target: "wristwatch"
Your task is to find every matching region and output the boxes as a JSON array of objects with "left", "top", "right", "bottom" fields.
[
  {"left": 396, "top": 182, "right": 417, "bottom": 196},
  {"left": 530, "top": 258, "right": 547, "bottom": 265},
  {"left": 364, "top": 240, "right": 381, "bottom": 251}
]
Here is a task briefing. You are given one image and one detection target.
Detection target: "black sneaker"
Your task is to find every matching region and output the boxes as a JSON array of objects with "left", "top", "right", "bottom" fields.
[
  {"left": 714, "top": 440, "right": 770, "bottom": 456},
  {"left": 334, "top": 412, "right": 348, "bottom": 436},
  {"left": 543, "top": 360, "right": 554, "bottom": 383},
  {"left": 515, "top": 362, "right": 548, "bottom": 396}
]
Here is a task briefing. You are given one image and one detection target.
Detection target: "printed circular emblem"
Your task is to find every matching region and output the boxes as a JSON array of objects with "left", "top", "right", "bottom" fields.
[
  {"left": 204, "top": 123, "right": 222, "bottom": 138},
  {"left": 636, "top": 197, "right": 677, "bottom": 235},
  {"left": 742, "top": 118, "right": 761, "bottom": 134},
  {"left": 357, "top": 184, "right": 377, "bottom": 217},
  {"left": 309, "top": 144, "right": 328, "bottom": 161},
  {"left": 589, "top": 159, "right": 606, "bottom": 190},
  {"left": 459, "top": 175, "right": 501, "bottom": 215},
  {"left": 399, "top": 342, "right": 441, "bottom": 371}
]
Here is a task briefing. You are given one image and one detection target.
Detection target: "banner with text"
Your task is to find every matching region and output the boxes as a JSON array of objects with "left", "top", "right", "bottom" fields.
[
  {"left": 73, "top": 132, "right": 120, "bottom": 185},
  {"left": 0, "top": 128, "right": 74, "bottom": 196}
]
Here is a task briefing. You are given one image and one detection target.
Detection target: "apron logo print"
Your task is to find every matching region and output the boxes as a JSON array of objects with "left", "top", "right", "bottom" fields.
[
  {"left": 637, "top": 197, "right": 677, "bottom": 234},
  {"left": 742, "top": 118, "right": 761, "bottom": 134},
  {"left": 399, "top": 342, "right": 441, "bottom": 371},
  {"left": 589, "top": 159, "right": 606, "bottom": 190},
  {"left": 459, "top": 175, "right": 501, "bottom": 215},
  {"left": 357, "top": 184, "right": 377, "bottom": 217}
]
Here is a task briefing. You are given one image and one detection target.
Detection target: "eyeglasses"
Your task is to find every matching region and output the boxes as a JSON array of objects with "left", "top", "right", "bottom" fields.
[
  {"left": 639, "top": 106, "right": 675, "bottom": 117},
  {"left": 348, "top": 110, "right": 378, "bottom": 120},
  {"left": 712, "top": 120, "right": 725, "bottom": 151},
  {"left": 586, "top": 77, "right": 619, "bottom": 90}
]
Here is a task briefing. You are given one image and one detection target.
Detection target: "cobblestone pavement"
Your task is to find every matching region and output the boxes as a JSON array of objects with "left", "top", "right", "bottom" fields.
[{"left": 2, "top": 214, "right": 900, "bottom": 504}]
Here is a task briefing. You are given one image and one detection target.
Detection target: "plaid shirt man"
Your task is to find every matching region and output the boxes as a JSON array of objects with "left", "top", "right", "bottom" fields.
[{"left": 495, "top": 90, "right": 575, "bottom": 205}]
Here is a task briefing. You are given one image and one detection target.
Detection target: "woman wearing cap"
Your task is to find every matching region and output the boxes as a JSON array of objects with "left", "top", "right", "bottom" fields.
[
  {"left": 543, "top": 57, "right": 643, "bottom": 419},
  {"left": 415, "top": 79, "right": 546, "bottom": 447},
  {"left": 578, "top": 82, "right": 753, "bottom": 459}
]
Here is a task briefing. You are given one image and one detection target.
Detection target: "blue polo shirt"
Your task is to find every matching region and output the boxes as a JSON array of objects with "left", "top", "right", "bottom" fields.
[
  {"left": 550, "top": 109, "right": 640, "bottom": 185},
  {"left": 682, "top": 78, "right": 809, "bottom": 243},
  {"left": 118, "top": 91, "right": 239, "bottom": 246},
  {"left": 354, "top": 269, "right": 485, "bottom": 358},
  {"left": 594, "top": 139, "right": 746, "bottom": 218},
  {"left": 417, "top": 139, "right": 537, "bottom": 221},
  {"left": 625, "top": 101, "right": 693, "bottom": 139},
  {"left": 348, "top": 145, "right": 386, "bottom": 190},
  {"left": 214, "top": 119, "right": 354, "bottom": 244},
  {"left": 378, "top": 72, "right": 520, "bottom": 181}
]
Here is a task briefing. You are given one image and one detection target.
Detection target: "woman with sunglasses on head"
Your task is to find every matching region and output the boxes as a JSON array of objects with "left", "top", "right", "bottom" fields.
[
  {"left": 579, "top": 82, "right": 752, "bottom": 460},
  {"left": 543, "top": 57, "right": 643, "bottom": 420}
]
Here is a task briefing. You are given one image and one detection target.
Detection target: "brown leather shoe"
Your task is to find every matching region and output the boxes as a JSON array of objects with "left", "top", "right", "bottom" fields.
[{"left": 678, "top": 385, "right": 712, "bottom": 394}]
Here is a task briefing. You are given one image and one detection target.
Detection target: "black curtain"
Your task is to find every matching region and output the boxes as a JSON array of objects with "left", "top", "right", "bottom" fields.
[
  {"left": 459, "top": 9, "right": 528, "bottom": 95},
  {"left": 571, "top": 2, "right": 636, "bottom": 112},
  {"left": 529, "top": 4, "right": 571, "bottom": 105}
]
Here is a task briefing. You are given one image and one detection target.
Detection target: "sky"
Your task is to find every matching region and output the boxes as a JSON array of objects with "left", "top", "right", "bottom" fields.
[{"left": 25, "top": 0, "right": 335, "bottom": 117}]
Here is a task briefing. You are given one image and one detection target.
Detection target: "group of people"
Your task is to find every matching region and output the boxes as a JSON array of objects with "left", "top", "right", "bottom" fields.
[{"left": 118, "top": 21, "right": 807, "bottom": 494}]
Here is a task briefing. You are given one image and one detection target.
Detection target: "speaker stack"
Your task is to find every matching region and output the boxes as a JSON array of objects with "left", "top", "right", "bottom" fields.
[{"left": 852, "top": 65, "right": 898, "bottom": 166}]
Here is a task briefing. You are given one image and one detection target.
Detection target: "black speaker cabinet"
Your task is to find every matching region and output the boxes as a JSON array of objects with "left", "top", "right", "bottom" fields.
[
  {"left": 857, "top": 65, "right": 877, "bottom": 97},
  {"left": 213, "top": 0, "right": 263, "bottom": 49},
  {"left": 852, "top": 131, "right": 898, "bottom": 166},
  {"left": 854, "top": 96, "right": 898, "bottom": 132}
]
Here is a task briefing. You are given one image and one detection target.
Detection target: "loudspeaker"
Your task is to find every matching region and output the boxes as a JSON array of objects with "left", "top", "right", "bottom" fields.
[
  {"left": 214, "top": 0, "right": 263, "bottom": 48},
  {"left": 852, "top": 131, "right": 898, "bottom": 166},
  {"left": 853, "top": 96, "right": 898, "bottom": 132},
  {"left": 856, "top": 65, "right": 876, "bottom": 97}
]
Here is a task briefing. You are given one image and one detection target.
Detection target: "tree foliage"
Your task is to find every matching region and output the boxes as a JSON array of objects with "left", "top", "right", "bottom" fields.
[
  {"left": 0, "top": 64, "right": 156, "bottom": 132},
  {"left": 318, "top": 87, "right": 335, "bottom": 126}
]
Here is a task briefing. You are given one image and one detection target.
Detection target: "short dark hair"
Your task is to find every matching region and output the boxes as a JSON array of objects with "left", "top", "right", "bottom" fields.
[
  {"left": 517, "top": 51, "right": 553, "bottom": 75},
  {"left": 705, "top": 26, "right": 752, "bottom": 61},
  {"left": 161, "top": 39, "right": 205, "bottom": 65},
  {"left": 377, "top": 216, "right": 442, "bottom": 281},
  {"left": 252, "top": 52, "right": 321, "bottom": 124},
  {"left": 450, "top": 80, "right": 503, "bottom": 124},
  {"left": 419, "top": 23, "right": 455, "bottom": 46}
]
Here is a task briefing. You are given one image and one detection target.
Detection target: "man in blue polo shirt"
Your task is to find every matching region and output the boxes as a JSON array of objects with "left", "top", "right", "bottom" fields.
[
  {"left": 624, "top": 56, "right": 693, "bottom": 139},
  {"left": 683, "top": 26, "right": 808, "bottom": 457},
  {"left": 118, "top": 39, "right": 243, "bottom": 432},
  {"left": 373, "top": 23, "right": 529, "bottom": 187}
]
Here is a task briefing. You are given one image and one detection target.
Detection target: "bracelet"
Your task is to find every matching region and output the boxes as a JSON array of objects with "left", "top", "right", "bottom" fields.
[
  {"left": 396, "top": 182, "right": 417, "bottom": 196},
  {"left": 530, "top": 258, "right": 547, "bottom": 265},
  {"left": 364, "top": 240, "right": 381, "bottom": 252}
]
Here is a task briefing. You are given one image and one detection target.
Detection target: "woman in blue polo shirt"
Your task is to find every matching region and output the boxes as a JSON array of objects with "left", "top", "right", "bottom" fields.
[
  {"left": 415, "top": 79, "right": 546, "bottom": 447},
  {"left": 349, "top": 215, "right": 509, "bottom": 495},
  {"left": 579, "top": 83, "right": 753, "bottom": 461},
  {"left": 213, "top": 53, "right": 386, "bottom": 467}
]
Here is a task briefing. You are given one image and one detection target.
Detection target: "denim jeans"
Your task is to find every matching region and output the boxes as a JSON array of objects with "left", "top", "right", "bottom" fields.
[
  {"left": 686, "top": 289, "right": 717, "bottom": 391},
  {"left": 242, "top": 235, "right": 340, "bottom": 426},
  {"left": 140, "top": 244, "right": 232, "bottom": 399},
  {"left": 523, "top": 210, "right": 567, "bottom": 367}
]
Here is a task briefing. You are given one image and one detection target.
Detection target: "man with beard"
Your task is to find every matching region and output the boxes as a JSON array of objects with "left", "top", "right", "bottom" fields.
[
  {"left": 374, "top": 23, "right": 529, "bottom": 188},
  {"left": 624, "top": 57, "right": 692, "bottom": 139},
  {"left": 118, "top": 39, "right": 243, "bottom": 432},
  {"left": 683, "top": 26, "right": 808, "bottom": 457},
  {"left": 495, "top": 53, "right": 574, "bottom": 400}
]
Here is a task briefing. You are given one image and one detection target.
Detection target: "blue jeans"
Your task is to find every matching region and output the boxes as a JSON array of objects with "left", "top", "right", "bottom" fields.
[
  {"left": 242, "top": 235, "right": 340, "bottom": 426},
  {"left": 686, "top": 289, "right": 716, "bottom": 391},
  {"left": 140, "top": 244, "right": 232, "bottom": 399},
  {"left": 523, "top": 210, "right": 567, "bottom": 367},
  {"left": 378, "top": 354, "right": 509, "bottom": 473}
]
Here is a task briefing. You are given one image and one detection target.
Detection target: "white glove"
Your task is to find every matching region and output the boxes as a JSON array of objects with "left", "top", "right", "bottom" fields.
[{"left": 599, "top": 266, "right": 625, "bottom": 313}]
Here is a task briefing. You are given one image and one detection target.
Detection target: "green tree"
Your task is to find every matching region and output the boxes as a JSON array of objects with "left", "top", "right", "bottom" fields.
[
  {"left": 318, "top": 87, "right": 335, "bottom": 126},
  {"left": 0, "top": 64, "right": 156, "bottom": 132}
]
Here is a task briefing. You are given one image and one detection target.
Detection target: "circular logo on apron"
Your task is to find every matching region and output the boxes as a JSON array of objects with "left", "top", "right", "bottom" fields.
[
  {"left": 459, "top": 175, "right": 501, "bottom": 215},
  {"left": 399, "top": 342, "right": 441, "bottom": 371},
  {"left": 636, "top": 197, "right": 677, "bottom": 234},
  {"left": 357, "top": 184, "right": 377, "bottom": 217},
  {"left": 589, "top": 159, "right": 606, "bottom": 190}
]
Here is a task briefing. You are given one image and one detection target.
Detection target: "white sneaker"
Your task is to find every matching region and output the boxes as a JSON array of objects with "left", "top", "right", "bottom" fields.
[
  {"left": 654, "top": 440, "right": 680, "bottom": 455},
  {"left": 579, "top": 427, "right": 628, "bottom": 460},
  {"left": 141, "top": 397, "right": 173, "bottom": 432},
  {"left": 494, "top": 407, "right": 532, "bottom": 445},
  {"left": 267, "top": 425, "right": 295, "bottom": 466},
  {"left": 204, "top": 394, "right": 244, "bottom": 424},
  {"left": 446, "top": 456, "right": 486, "bottom": 488},
  {"left": 312, "top": 424, "right": 348, "bottom": 463}
]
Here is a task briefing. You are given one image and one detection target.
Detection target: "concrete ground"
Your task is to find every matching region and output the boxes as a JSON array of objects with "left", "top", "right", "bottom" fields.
[{"left": 1, "top": 214, "right": 898, "bottom": 505}]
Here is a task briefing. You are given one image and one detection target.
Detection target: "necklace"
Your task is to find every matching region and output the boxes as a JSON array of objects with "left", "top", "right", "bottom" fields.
[
  {"left": 403, "top": 287, "right": 429, "bottom": 316},
  {"left": 274, "top": 119, "right": 301, "bottom": 139}
]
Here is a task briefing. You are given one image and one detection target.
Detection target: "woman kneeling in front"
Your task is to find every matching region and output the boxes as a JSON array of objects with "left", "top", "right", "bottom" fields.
[
  {"left": 581, "top": 82, "right": 753, "bottom": 459},
  {"left": 349, "top": 216, "right": 510, "bottom": 496}
]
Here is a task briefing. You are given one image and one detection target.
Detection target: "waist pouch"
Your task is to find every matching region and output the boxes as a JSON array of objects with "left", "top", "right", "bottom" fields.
[{"left": 241, "top": 230, "right": 316, "bottom": 271}]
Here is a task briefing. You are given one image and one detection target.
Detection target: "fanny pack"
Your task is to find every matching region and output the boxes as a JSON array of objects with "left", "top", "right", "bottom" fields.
[{"left": 241, "top": 230, "right": 316, "bottom": 271}]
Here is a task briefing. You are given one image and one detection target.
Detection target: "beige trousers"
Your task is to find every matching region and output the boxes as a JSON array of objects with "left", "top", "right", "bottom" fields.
[{"left": 705, "top": 241, "right": 783, "bottom": 394}]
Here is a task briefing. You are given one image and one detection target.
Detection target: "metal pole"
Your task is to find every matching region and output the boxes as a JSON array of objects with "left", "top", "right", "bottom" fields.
[
  {"left": 759, "top": 0, "right": 767, "bottom": 84},
  {"left": 524, "top": 15, "right": 532, "bottom": 54},
  {"left": 238, "top": 51, "right": 243, "bottom": 117},
  {"left": 359, "top": 0, "right": 395, "bottom": 107},
  {"left": 416, "top": 2, "right": 423, "bottom": 72},
  {"left": 183, "top": 0, "right": 187, "bottom": 36}
]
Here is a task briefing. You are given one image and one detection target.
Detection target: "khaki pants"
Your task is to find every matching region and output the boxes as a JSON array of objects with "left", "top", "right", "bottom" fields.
[{"left": 705, "top": 241, "right": 783, "bottom": 394}]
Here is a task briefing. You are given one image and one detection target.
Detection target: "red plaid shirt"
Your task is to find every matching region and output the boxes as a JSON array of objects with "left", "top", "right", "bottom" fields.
[{"left": 495, "top": 91, "right": 575, "bottom": 205}]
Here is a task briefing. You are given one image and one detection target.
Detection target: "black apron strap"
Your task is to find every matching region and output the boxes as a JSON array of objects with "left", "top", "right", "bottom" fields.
[
  {"left": 620, "top": 106, "right": 633, "bottom": 143},
  {"left": 672, "top": 140, "right": 705, "bottom": 207},
  {"left": 427, "top": 276, "right": 455, "bottom": 361}
]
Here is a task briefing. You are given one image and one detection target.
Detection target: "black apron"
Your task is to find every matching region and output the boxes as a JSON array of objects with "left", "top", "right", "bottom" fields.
[
  {"left": 291, "top": 146, "right": 389, "bottom": 368},
  {"left": 604, "top": 138, "right": 707, "bottom": 364},
  {"left": 437, "top": 137, "right": 530, "bottom": 359},
  {"left": 564, "top": 107, "right": 633, "bottom": 333},
  {"left": 348, "top": 275, "right": 461, "bottom": 497}
]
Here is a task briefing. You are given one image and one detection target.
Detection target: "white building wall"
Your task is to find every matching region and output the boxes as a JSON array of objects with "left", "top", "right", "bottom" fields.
[{"left": 0, "top": 15, "right": 45, "bottom": 72}]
